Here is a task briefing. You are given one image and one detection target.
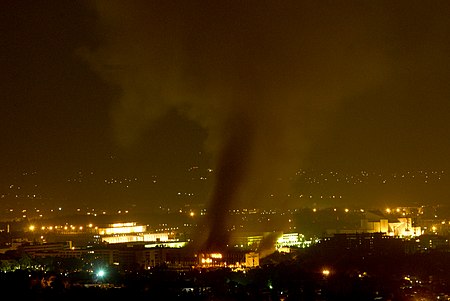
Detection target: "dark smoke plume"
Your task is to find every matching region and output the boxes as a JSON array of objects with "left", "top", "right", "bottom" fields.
[
  {"left": 83, "top": 1, "right": 449, "bottom": 250},
  {"left": 202, "top": 112, "right": 254, "bottom": 250}
]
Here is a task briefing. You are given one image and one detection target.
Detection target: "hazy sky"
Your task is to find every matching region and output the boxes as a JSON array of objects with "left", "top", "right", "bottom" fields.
[{"left": 1, "top": 1, "right": 450, "bottom": 210}]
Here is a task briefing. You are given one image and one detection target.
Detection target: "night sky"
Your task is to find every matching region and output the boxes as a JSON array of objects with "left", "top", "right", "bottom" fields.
[{"left": 1, "top": 1, "right": 450, "bottom": 210}]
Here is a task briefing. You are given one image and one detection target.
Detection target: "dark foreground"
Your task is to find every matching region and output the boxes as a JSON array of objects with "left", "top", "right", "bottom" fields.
[{"left": 2, "top": 248, "right": 450, "bottom": 301}]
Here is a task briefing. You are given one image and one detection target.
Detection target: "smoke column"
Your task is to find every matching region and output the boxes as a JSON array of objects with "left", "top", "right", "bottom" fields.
[
  {"left": 83, "top": 1, "right": 411, "bottom": 250},
  {"left": 202, "top": 112, "right": 254, "bottom": 250}
]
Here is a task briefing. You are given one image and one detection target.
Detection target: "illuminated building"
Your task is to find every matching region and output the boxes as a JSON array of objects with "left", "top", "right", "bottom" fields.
[
  {"left": 97, "top": 222, "right": 174, "bottom": 244},
  {"left": 230, "top": 232, "right": 282, "bottom": 250},
  {"left": 97, "top": 222, "right": 146, "bottom": 235},
  {"left": 389, "top": 218, "right": 422, "bottom": 237},
  {"left": 196, "top": 250, "right": 253, "bottom": 269},
  {"left": 360, "top": 218, "right": 389, "bottom": 233},
  {"left": 198, "top": 252, "right": 224, "bottom": 267},
  {"left": 360, "top": 213, "right": 422, "bottom": 237},
  {"left": 247, "top": 235, "right": 264, "bottom": 249},
  {"left": 275, "top": 233, "right": 313, "bottom": 250},
  {"left": 101, "top": 233, "right": 170, "bottom": 244},
  {"left": 245, "top": 252, "right": 259, "bottom": 267}
]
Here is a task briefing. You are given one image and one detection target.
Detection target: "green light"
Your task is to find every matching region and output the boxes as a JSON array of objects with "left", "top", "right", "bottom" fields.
[
  {"left": 97, "top": 269, "right": 105, "bottom": 277},
  {"left": 268, "top": 280, "right": 273, "bottom": 290}
]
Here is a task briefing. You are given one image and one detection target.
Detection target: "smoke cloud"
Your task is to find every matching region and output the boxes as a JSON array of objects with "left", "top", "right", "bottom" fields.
[{"left": 84, "top": 1, "right": 409, "bottom": 250}]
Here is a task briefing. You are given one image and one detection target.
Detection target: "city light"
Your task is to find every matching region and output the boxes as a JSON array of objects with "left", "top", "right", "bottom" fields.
[
  {"left": 210, "top": 253, "right": 222, "bottom": 259},
  {"left": 322, "top": 269, "right": 331, "bottom": 276},
  {"left": 1, "top": 2, "right": 450, "bottom": 299}
]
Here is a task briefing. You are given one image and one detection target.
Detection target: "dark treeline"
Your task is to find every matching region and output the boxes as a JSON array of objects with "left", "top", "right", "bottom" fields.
[{"left": 1, "top": 242, "right": 450, "bottom": 300}]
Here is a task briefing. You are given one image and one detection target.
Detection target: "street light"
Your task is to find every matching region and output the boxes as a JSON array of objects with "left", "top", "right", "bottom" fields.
[{"left": 97, "top": 269, "right": 105, "bottom": 278}]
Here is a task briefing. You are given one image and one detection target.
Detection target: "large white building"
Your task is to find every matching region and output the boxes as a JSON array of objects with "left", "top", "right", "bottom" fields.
[
  {"left": 360, "top": 211, "right": 421, "bottom": 237},
  {"left": 97, "top": 222, "right": 174, "bottom": 244}
]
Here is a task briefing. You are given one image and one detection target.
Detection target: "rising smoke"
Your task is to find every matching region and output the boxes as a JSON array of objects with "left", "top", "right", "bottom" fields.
[{"left": 86, "top": 1, "right": 394, "bottom": 250}]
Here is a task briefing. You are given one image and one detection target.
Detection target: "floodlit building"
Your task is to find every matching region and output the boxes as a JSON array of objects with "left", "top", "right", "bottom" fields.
[
  {"left": 101, "top": 233, "right": 170, "bottom": 244},
  {"left": 275, "top": 233, "right": 314, "bottom": 250},
  {"left": 360, "top": 218, "right": 389, "bottom": 233},
  {"left": 97, "top": 222, "right": 174, "bottom": 244},
  {"left": 360, "top": 212, "right": 421, "bottom": 237},
  {"left": 245, "top": 252, "right": 259, "bottom": 267},
  {"left": 97, "top": 222, "right": 146, "bottom": 235}
]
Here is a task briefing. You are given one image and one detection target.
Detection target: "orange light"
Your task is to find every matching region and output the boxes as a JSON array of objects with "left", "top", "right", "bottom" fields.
[{"left": 322, "top": 269, "right": 330, "bottom": 276}]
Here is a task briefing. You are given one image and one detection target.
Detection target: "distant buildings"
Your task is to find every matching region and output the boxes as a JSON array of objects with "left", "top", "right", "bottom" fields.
[{"left": 327, "top": 210, "right": 422, "bottom": 238}]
